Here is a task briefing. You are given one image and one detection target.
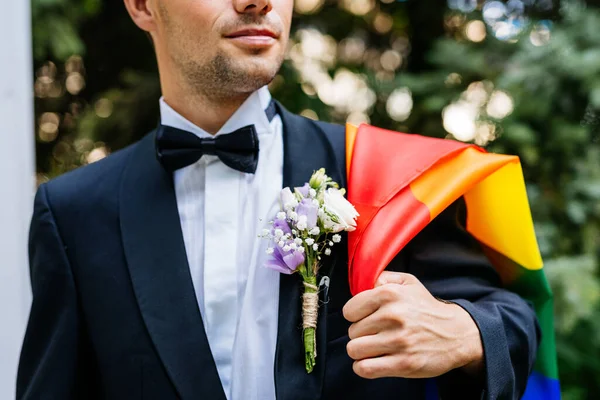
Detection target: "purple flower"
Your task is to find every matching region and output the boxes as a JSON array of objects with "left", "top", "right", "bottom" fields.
[
  {"left": 296, "top": 183, "right": 310, "bottom": 198},
  {"left": 265, "top": 244, "right": 305, "bottom": 274},
  {"left": 272, "top": 218, "right": 292, "bottom": 235},
  {"left": 296, "top": 198, "right": 318, "bottom": 229}
]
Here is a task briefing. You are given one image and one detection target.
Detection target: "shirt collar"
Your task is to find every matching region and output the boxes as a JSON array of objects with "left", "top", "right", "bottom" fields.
[{"left": 159, "top": 86, "right": 274, "bottom": 140}]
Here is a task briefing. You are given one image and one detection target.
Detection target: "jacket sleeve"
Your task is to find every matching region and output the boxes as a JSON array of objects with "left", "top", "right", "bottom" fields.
[
  {"left": 404, "top": 198, "right": 541, "bottom": 400},
  {"left": 17, "top": 184, "right": 94, "bottom": 399}
]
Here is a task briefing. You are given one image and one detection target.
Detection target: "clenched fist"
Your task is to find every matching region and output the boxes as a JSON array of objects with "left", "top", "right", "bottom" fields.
[{"left": 342, "top": 271, "right": 484, "bottom": 380}]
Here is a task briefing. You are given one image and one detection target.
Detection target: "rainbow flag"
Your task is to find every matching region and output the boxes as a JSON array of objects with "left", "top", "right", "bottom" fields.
[{"left": 345, "top": 124, "right": 559, "bottom": 399}]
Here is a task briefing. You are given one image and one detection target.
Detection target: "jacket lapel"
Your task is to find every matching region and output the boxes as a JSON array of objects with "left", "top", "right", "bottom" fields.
[
  {"left": 119, "top": 132, "right": 226, "bottom": 400},
  {"left": 274, "top": 103, "right": 346, "bottom": 400}
]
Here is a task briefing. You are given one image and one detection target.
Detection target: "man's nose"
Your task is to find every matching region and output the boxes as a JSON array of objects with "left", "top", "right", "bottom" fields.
[{"left": 233, "top": 0, "right": 273, "bottom": 15}]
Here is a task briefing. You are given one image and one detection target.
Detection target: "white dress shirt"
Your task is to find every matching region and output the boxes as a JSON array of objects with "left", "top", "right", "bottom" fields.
[{"left": 160, "top": 86, "right": 283, "bottom": 400}]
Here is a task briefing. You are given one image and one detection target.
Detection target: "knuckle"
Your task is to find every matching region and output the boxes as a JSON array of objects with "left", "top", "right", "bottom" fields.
[
  {"left": 378, "top": 284, "right": 399, "bottom": 302},
  {"left": 396, "top": 356, "right": 416, "bottom": 374},
  {"left": 347, "top": 324, "right": 358, "bottom": 340},
  {"left": 389, "top": 332, "right": 408, "bottom": 349},
  {"left": 380, "top": 306, "right": 404, "bottom": 325},
  {"left": 346, "top": 340, "right": 360, "bottom": 360},
  {"left": 403, "top": 272, "right": 417, "bottom": 282},
  {"left": 395, "top": 354, "right": 424, "bottom": 376},
  {"left": 353, "top": 361, "right": 376, "bottom": 379},
  {"left": 342, "top": 305, "right": 352, "bottom": 321}
]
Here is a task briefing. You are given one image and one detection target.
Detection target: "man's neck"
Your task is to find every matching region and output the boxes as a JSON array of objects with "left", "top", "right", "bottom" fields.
[{"left": 161, "top": 80, "right": 253, "bottom": 135}]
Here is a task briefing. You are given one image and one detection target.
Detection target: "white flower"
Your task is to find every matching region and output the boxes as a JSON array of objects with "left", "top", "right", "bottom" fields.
[
  {"left": 325, "top": 248, "right": 332, "bottom": 256},
  {"left": 313, "top": 244, "right": 319, "bottom": 251},
  {"left": 281, "top": 187, "right": 299, "bottom": 210},
  {"left": 283, "top": 245, "right": 291, "bottom": 252},
  {"left": 261, "top": 229, "right": 270, "bottom": 237},
  {"left": 296, "top": 215, "right": 308, "bottom": 231},
  {"left": 274, "top": 229, "right": 284, "bottom": 238},
  {"left": 290, "top": 243, "right": 297, "bottom": 250},
  {"left": 329, "top": 241, "right": 334, "bottom": 247},
  {"left": 294, "top": 238, "right": 303, "bottom": 246},
  {"left": 288, "top": 211, "right": 298, "bottom": 221},
  {"left": 266, "top": 247, "right": 274, "bottom": 255},
  {"left": 278, "top": 240, "right": 285, "bottom": 248},
  {"left": 321, "top": 188, "right": 359, "bottom": 233},
  {"left": 298, "top": 246, "right": 305, "bottom": 253},
  {"left": 309, "top": 227, "right": 320, "bottom": 236},
  {"left": 277, "top": 212, "right": 287, "bottom": 220},
  {"left": 309, "top": 188, "right": 317, "bottom": 198},
  {"left": 312, "top": 199, "right": 320, "bottom": 207},
  {"left": 332, "top": 234, "right": 342, "bottom": 243},
  {"left": 305, "top": 238, "right": 315, "bottom": 246}
]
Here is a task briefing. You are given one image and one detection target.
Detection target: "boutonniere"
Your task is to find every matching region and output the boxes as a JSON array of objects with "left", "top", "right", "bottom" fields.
[{"left": 260, "top": 168, "right": 359, "bottom": 373}]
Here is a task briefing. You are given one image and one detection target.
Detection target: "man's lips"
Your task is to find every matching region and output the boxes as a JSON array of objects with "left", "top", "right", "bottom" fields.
[
  {"left": 225, "top": 29, "right": 278, "bottom": 39},
  {"left": 224, "top": 28, "right": 278, "bottom": 48}
]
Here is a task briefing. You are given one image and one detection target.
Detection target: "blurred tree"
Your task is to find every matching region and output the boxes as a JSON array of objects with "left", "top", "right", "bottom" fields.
[{"left": 31, "top": 0, "right": 599, "bottom": 397}]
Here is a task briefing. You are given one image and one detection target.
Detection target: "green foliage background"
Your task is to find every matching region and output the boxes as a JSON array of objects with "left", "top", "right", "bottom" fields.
[{"left": 31, "top": 0, "right": 600, "bottom": 397}]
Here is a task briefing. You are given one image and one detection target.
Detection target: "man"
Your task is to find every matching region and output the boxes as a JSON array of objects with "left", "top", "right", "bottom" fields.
[{"left": 17, "top": 0, "right": 540, "bottom": 399}]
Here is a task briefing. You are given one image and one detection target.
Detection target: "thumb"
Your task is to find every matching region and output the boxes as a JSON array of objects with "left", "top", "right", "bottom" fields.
[{"left": 375, "top": 271, "right": 419, "bottom": 287}]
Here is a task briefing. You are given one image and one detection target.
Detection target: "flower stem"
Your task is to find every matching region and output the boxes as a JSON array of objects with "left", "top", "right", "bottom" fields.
[
  {"left": 304, "top": 327, "right": 316, "bottom": 373},
  {"left": 302, "top": 274, "right": 318, "bottom": 373}
]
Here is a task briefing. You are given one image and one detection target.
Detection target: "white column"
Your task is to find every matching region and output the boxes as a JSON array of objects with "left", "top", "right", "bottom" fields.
[{"left": 0, "top": 0, "right": 35, "bottom": 398}]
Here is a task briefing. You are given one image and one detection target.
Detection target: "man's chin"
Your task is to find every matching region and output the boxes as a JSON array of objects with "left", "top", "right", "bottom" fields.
[{"left": 228, "top": 60, "right": 281, "bottom": 88}]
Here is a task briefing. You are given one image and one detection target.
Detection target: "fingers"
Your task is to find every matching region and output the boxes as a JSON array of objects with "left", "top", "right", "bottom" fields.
[
  {"left": 348, "top": 311, "right": 395, "bottom": 340},
  {"left": 347, "top": 333, "right": 400, "bottom": 361},
  {"left": 342, "top": 289, "right": 382, "bottom": 323},
  {"left": 353, "top": 353, "right": 425, "bottom": 380},
  {"left": 343, "top": 274, "right": 416, "bottom": 323},
  {"left": 352, "top": 356, "right": 394, "bottom": 380},
  {"left": 375, "top": 271, "right": 419, "bottom": 287}
]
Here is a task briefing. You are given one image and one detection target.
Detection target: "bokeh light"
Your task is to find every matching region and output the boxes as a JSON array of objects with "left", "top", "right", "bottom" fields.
[
  {"left": 465, "top": 20, "right": 487, "bottom": 42},
  {"left": 38, "top": 112, "right": 60, "bottom": 142},
  {"left": 487, "top": 90, "right": 514, "bottom": 119},
  {"left": 386, "top": 88, "right": 413, "bottom": 122},
  {"left": 294, "top": 0, "right": 325, "bottom": 14}
]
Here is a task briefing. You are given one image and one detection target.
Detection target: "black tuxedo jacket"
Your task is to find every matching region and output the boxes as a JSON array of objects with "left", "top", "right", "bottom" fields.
[{"left": 17, "top": 103, "right": 540, "bottom": 400}]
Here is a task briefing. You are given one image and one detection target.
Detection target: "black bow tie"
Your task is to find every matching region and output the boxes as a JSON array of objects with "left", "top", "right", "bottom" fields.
[{"left": 156, "top": 99, "right": 277, "bottom": 174}]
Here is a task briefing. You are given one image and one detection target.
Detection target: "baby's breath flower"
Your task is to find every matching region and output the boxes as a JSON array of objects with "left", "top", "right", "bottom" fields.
[
  {"left": 324, "top": 248, "right": 331, "bottom": 256},
  {"left": 305, "top": 238, "right": 315, "bottom": 246},
  {"left": 312, "top": 243, "right": 319, "bottom": 251},
  {"left": 332, "top": 234, "right": 342, "bottom": 243},
  {"left": 277, "top": 212, "right": 287, "bottom": 220},
  {"left": 266, "top": 247, "right": 274, "bottom": 255},
  {"left": 297, "top": 215, "right": 308, "bottom": 231}
]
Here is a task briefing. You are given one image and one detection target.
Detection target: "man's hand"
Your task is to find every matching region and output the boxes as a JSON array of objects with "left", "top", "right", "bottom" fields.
[{"left": 342, "top": 271, "right": 484, "bottom": 380}]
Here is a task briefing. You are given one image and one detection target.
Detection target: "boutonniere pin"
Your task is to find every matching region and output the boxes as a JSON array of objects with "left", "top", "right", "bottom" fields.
[{"left": 260, "top": 168, "right": 359, "bottom": 373}]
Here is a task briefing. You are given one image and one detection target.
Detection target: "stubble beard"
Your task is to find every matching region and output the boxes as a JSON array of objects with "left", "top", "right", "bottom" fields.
[{"left": 178, "top": 49, "right": 283, "bottom": 103}]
